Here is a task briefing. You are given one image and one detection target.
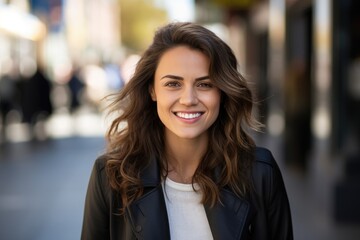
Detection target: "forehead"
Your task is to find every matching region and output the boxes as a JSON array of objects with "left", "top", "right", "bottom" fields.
[{"left": 155, "top": 46, "right": 210, "bottom": 74}]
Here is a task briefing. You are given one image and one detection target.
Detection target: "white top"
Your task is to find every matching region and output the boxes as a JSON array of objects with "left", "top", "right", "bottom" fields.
[{"left": 162, "top": 177, "right": 214, "bottom": 240}]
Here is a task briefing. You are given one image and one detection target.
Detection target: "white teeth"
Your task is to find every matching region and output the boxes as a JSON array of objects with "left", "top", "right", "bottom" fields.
[{"left": 176, "top": 112, "right": 201, "bottom": 119}]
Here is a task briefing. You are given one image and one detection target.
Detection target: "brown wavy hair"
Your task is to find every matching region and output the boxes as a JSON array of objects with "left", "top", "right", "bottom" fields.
[{"left": 105, "top": 22, "right": 260, "bottom": 212}]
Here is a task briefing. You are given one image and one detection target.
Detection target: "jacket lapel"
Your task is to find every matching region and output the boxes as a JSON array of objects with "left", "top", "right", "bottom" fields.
[
  {"left": 126, "top": 185, "right": 170, "bottom": 240},
  {"left": 126, "top": 157, "right": 250, "bottom": 240},
  {"left": 205, "top": 189, "right": 250, "bottom": 240},
  {"left": 126, "top": 157, "right": 171, "bottom": 240}
]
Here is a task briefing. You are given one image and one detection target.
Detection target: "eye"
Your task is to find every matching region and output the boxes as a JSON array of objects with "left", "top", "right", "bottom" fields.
[
  {"left": 197, "top": 82, "right": 214, "bottom": 88},
  {"left": 164, "top": 81, "right": 181, "bottom": 88}
]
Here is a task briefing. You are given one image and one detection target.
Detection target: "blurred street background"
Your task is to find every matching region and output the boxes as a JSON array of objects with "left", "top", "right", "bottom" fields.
[{"left": 0, "top": 0, "right": 360, "bottom": 239}]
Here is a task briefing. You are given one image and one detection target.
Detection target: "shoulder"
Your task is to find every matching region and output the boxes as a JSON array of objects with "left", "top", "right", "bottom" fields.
[
  {"left": 253, "top": 147, "right": 280, "bottom": 174},
  {"left": 89, "top": 155, "right": 112, "bottom": 200},
  {"left": 254, "top": 147, "right": 276, "bottom": 167},
  {"left": 93, "top": 154, "right": 107, "bottom": 172},
  {"left": 250, "top": 147, "right": 294, "bottom": 238},
  {"left": 251, "top": 147, "right": 285, "bottom": 195},
  {"left": 252, "top": 147, "right": 279, "bottom": 176},
  {"left": 82, "top": 155, "right": 113, "bottom": 239},
  {"left": 90, "top": 155, "right": 109, "bottom": 186}
]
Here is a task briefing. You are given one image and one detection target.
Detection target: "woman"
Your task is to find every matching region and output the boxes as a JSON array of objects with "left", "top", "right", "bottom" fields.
[{"left": 81, "top": 22, "right": 293, "bottom": 240}]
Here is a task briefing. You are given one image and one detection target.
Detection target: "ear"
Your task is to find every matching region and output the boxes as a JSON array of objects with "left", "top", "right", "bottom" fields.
[{"left": 149, "top": 85, "right": 156, "bottom": 101}]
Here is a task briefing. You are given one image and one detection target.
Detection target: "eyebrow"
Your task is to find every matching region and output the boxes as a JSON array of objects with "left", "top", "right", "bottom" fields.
[{"left": 160, "top": 75, "right": 210, "bottom": 81}]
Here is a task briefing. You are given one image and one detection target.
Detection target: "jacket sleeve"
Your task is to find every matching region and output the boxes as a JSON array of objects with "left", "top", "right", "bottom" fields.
[
  {"left": 266, "top": 152, "right": 293, "bottom": 239},
  {"left": 253, "top": 148, "right": 293, "bottom": 240},
  {"left": 81, "top": 157, "right": 111, "bottom": 240}
]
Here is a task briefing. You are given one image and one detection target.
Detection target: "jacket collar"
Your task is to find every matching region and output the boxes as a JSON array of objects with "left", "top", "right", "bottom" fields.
[{"left": 127, "top": 157, "right": 250, "bottom": 240}]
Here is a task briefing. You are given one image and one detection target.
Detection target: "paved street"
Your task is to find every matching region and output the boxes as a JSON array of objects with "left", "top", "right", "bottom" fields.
[
  {"left": 0, "top": 137, "right": 105, "bottom": 240},
  {"left": 1, "top": 136, "right": 360, "bottom": 240}
]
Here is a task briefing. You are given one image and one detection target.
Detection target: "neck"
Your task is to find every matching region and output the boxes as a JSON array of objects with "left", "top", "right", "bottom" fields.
[{"left": 164, "top": 132, "right": 208, "bottom": 184}]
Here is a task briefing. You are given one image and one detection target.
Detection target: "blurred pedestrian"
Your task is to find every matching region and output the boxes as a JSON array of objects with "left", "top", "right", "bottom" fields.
[
  {"left": 81, "top": 22, "right": 293, "bottom": 240},
  {"left": 0, "top": 71, "right": 18, "bottom": 141},
  {"left": 0, "top": 61, "right": 23, "bottom": 143},
  {"left": 19, "top": 66, "right": 53, "bottom": 140},
  {"left": 67, "top": 66, "right": 85, "bottom": 113}
]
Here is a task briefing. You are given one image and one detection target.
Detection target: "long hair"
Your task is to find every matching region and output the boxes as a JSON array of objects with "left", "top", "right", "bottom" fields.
[{"left": 105, "top": 22, "right": 259, "bottom": 212}]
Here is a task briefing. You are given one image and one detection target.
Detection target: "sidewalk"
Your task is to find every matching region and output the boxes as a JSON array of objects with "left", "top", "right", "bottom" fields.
[{"left": 257, "top": 135, "right": 360, "bottom": 240}]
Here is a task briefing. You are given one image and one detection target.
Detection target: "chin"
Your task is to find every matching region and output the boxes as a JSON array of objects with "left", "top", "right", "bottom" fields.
[{"left": 174, "top": 131, "right": 206, "bottom": 140}]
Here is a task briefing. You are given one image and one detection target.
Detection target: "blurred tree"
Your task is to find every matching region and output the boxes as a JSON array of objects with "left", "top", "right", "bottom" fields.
[{"left": 120, "top": 0, "right": 168, "bottom": 52}]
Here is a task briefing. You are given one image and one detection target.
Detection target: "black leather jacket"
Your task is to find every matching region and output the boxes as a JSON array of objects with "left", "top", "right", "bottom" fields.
[{"left": 81, "top": 147, "right": 293, "bottom": 240}]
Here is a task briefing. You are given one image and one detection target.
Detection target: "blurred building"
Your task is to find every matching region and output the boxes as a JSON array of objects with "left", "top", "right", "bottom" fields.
[
  {"left": 0, "top": 0, "right": 123, "bottom": 142},
  {"left": 194, "top": 0, "right": 360, "bottom": 223},
  {"left": 28, "top": 0, "right": 121, "bottom": 80},
  {"left": 0, "top": 1, "right": 45, "bottom": 76},
  {"left": 0, "top": 0, "right": 47, "bottom": 142}
]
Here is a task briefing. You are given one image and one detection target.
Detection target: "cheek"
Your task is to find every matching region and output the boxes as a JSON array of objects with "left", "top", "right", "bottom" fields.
[
  {"left": 156, "top": 91, "right": 177, "bottom": 107},
  {"left": 155, "top": 95, "right": 171, "bottom": 114},
  {"left": 155, "top": 101, "right": 173, "bottom": 126},
  {"left": 207, "top": 92, "right": 221, "bottom": 111},
  {"left": 209, "top": 94, "right": 221, "bottom": 120},
  {"left": 212, "top": 102, "right": 221, "bottom": 119}
]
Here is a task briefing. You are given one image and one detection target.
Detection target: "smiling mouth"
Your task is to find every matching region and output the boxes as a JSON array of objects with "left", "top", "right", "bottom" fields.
[{"left": 175, "top": 112, "right": 203, "bottom": 119}]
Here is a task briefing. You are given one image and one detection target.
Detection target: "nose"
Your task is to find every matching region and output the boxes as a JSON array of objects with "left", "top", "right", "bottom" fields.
[{"left": 179, "top": 86, "right": 198, "bottom": 106}]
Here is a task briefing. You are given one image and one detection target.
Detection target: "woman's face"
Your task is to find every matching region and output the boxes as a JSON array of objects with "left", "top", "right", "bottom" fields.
[{"left": 150, "top": 45, "right": 221, "bottom": 141}]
